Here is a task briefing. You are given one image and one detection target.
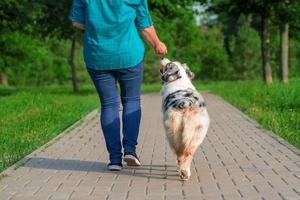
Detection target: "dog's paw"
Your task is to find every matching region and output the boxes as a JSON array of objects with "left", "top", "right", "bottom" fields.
[{"left": 179, "top": 170, "right": 190, "bottom": 181}]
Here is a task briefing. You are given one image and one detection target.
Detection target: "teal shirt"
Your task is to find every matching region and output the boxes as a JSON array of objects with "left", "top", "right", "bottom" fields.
[{"left": 69, "top": 0, "right": 153, "bottom": 69}]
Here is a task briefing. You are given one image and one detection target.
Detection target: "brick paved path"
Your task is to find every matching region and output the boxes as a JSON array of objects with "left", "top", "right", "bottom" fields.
[{"left": 0, "top": 93, "right": 300, "bottom": 200}]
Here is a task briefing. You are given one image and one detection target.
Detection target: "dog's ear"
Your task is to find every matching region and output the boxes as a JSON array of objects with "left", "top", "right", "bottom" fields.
[
  {"left": 187, "top": 70, "right": 195, "bottom": 80},
  {"left": 159, "top": 65, "right": 166, "bottom": 75},
  {"left": 183, "top": 64, "right": 195, "bottom": 80},
  {"left": 159, "top": 67, "right": 164, "bottom": 75}
]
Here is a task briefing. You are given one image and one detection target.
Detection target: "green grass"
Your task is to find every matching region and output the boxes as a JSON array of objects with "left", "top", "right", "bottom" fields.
[
  {"left": 142, "top": 83, "right": 161, "bottom": 93},
  {"left": 195, "top": 79, "right": 300, "bottom": 149},
  {"left": 0, "top": 85, "right": 99, "bottom": 173}
]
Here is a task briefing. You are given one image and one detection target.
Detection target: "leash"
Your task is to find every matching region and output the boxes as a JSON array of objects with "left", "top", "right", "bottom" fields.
[{"left": 157, "top": 54, "right": 166, "bottom": 61}]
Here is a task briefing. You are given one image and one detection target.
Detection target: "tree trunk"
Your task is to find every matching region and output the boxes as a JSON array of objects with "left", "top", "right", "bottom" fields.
[
  {"left": 1, "top": 72, "right": 8, "bottom": 87},
  {"left": 68, "top": 34, "right": 79, "bottom": 93},
  {"left": 280, "top": 22, "right": 289, "bottom": 83},
  {"left": 1, "top": 65, "right": 8, "bottom": 87},
  {"left": 261, "top": 12, "right": 272, "bottom": 84},
  {"left": 224, "top": 36, "right": 232, "bottom": 58}
]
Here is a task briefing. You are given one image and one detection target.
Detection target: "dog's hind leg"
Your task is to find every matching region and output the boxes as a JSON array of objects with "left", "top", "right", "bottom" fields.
[
  {"left": 164, "top": 110, "right": 184, "bottom": 154},
  {"left": 178, "top": 154, "right": 193, "bottom": 181}
]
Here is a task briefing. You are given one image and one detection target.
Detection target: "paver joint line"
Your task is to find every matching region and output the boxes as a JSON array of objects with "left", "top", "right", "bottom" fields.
[{"left": 0, "top": 93, "right": 299, "bottom": 200}]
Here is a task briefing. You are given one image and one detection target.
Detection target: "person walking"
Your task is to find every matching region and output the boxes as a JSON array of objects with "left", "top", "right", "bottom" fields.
[{"left": 69, "top": 0, "right": 167, "bottom": 171}]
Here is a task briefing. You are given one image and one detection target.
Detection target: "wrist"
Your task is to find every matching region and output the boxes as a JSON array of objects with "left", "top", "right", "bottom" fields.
[{"left": 153, "top": 40, "right": 161, "bottom": 48}]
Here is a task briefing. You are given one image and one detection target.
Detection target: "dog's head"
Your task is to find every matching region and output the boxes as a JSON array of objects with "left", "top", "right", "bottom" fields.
[{"left": 160, "top": 58, "right": 195, "bottom": 84}]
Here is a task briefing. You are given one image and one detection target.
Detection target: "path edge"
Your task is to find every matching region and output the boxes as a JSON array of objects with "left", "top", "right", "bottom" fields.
[
  {"left": 207, "top": 91, "right": 300, "bottom": 156},
  {"left": 0, "top": 108, "right": 99, "bottom": 179}
]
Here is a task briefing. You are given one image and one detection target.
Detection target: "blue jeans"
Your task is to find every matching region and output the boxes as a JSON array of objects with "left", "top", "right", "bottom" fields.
[{"left": 87, "top": 61, "right": 143, "bottom": 164}]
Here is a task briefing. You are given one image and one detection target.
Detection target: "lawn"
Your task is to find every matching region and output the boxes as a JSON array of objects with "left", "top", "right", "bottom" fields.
[
  {"left": 0, "top": 85, "right": 99, "bottom": 172},
  {"left": 196, "top": 79, "right": 300, "bottom": 149},
  {"left": 0, "top": 79, "right": 299, "bottom": 173}
]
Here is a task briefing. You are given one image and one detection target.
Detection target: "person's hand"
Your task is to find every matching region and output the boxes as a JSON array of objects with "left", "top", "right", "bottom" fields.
[
  {"left": 71, "top": 22, "right": 85, "bottom": 30},
  {"left": 154, "top": 41, "right": 167, "bottom": 55}
]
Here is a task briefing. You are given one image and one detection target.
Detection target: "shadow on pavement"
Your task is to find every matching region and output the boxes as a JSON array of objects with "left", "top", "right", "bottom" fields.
[{"left": 24, "top": 157, "right": 180, "bottom": 181}]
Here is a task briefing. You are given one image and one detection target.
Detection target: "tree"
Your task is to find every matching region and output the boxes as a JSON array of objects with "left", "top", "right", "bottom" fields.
[
  {"left": 274, "top": 0, "right": 300, "bottom": 83},
  {"left": 143, "top": 0, "right": 203, "bottom": 82},
  {"left": 38, "top": 0, "right": 81, "bottom": 92},
  {"left": 148, "top": 0, "right": 198, "bottom": 17},
  {"left": 230, "top": 15, "right": 261, "bottom": 79},
  {"left": 210, "top": 0, "right": 285, "bottom": 84}
]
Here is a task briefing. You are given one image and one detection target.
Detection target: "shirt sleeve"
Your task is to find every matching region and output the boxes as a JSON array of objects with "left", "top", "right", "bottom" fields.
[
  {"left": 69, "top": 0, "right": 86, "bottom": 24},
  {"left": 135, "top": 0, "right": 153, "bottom": 30}
]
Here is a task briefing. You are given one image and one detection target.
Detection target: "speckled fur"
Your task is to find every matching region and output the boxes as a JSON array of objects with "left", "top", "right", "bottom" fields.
[{"left": 160, "top": 58, "right": 210, "bottom": 180}]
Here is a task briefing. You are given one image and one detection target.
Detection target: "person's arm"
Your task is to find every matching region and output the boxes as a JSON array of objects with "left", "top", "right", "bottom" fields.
[
  {"left": 71, "top": 22, "right": 85, "bottom": 30},
  {"left": 69, "top": 0, "right": 86, "bottom": 30},
  {"left": 135, "top": 0, "right": 167, "bottom": 55},
  {"left": 141, "top": 26, "right": 167, "bottom": 55}
]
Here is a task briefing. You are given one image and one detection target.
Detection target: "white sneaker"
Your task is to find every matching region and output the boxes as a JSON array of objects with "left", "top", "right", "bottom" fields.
[
  {"left": 123, "top": 154, "right": 141, "bottom": 166},
  {"left": 107, "top": 163, "right": 122, "bottom": 171}
]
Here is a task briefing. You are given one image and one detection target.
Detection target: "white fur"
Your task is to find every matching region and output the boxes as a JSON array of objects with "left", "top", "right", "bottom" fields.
[{"left": 160, "top": 58, "right": 210, "bottom": 180}]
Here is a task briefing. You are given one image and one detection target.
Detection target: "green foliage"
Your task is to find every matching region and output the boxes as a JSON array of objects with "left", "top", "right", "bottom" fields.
[
  {"left": 143, "top": 45, "right": 161, "bottom": 83},
  {"left": 208, "top": 0, "right": 300, "bottom": 81},
  {"left": 0, "top": 0, "right": 44, "bottom": 33},
  {"left": 143, "top": 6, "right": 230, "bottom": 82},
  {"left": 198, "top": 26, "right": 230, "bottom": 80},
  {"left": 230, "top": 16, "right": 262, "bottom": 79},
  {"left": 269, "top": 28, "right": 280, "bottom": 77},
  {"left": 171, "top": 12, "right": 203, "bottom": 76},
  {"left": 0, "top": 31, "right": 89, "bottom": 86},
  {"left": 273, "top": 0, "right": 300, "bottom": 30},
  {"left": 0, "top": 32, "right": 53, "bottom": 85},
  {"left": 148, "top": 0, "right": 198, "bottom": 18},
  {"left": 37, "top": 0, "right": 75, "bottom": 38},
  {"left": 0, "top": 0, "right": 300, "bottom": 85},
  {"left": 289, "top": 39, "right": 300, "bottom": 77},
  {"left": 143, "top": 1, "right": 205, "bottom": 83}
]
